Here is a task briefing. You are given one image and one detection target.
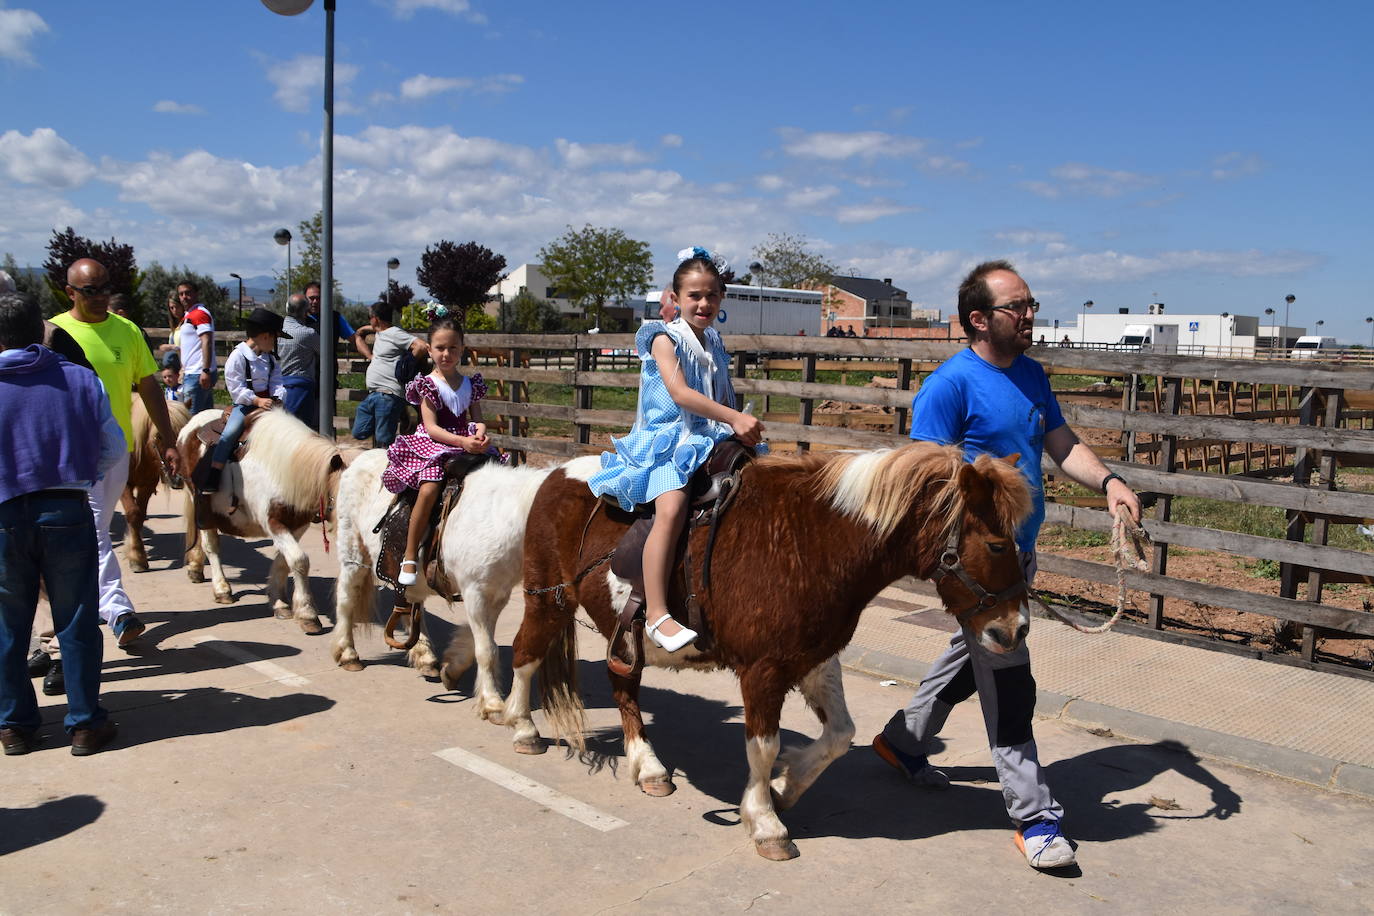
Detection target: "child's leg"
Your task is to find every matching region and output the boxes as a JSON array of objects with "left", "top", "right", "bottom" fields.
[
  {"left": 403, "top": 480, "right": 441, "bottom": 565},
  {"left": 210, "top": 404, "right": 250, "bottom": 469},
  {"left": 643, "top": 488, "right": 689, "bottom": 637}
]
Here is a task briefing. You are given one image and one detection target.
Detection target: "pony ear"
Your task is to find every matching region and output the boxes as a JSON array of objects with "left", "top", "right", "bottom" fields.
[
  {"left": 957, "top": 461, "right": 993, "bottom": 505},
  {"left": 1000, "top": 452, "right": 1021, "bottom": 467}
]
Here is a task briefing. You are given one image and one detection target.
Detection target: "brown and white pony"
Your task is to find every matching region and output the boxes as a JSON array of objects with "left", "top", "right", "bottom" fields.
[
  {"left": 122, "top": 397, "right": 190, "bottom": 572},
  {"left": 331, "top": 448, "right": 556, "bottom": 705},
  {"left": 178, "top": 409, "right": 344, "bottom": 633},
  {"left": 503, "top": 443, "right": 1031, "bottom": 861}
]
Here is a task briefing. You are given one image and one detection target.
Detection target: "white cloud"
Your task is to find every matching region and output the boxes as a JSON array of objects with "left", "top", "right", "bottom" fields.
[
  {"left": 0, "top": 8, "right": 48, "bottom": 65},
  {"left": 264, "top": 54, "right": 360, "bottom": 113},
  {"left": 835, "top": 199, "right": 917, "bottom": 224},
  {"left": 153, "top": 100, "right": 205, "bottom": 115},
  {"left": 660, "top": 134, "right": 683, "bottom": 148},
  {"left": 779, "top": 128, "right": 927, "bottom": 161},
  {"left": 755, "top": 174, "right": 786, "bottom": 192},
  {"left": 1020, "top": 248, "right": 1322, "bottom": 284},
  {"left": 384, "top": 0, "right": 486, "bottom": 23},
  {"left": 337, "top": 125, "right": 542, "bottom": 173},
  {"left": 1023, "top": 162, "right": 1157, "bottom": 198},
  {"left": 398, "top": 72, "right": 521, "bottom": 100},
  {"left": 1210, "top": 152, "right": 1263, "bottom": 180},
  {"left": 0, "top": 128, "right": 96, "bottom": 189},
  {"left": 105, "top": 150, "right": 312, "bottom": 221},
  {"left": 785, "top": 185, "right": 840, "bottom": 208},
  {"left": 555, "top": 138, "right": 652, "bottom": 169},
  {"left": 994, "top": 229, "right": 1066, "bottom": 246}
]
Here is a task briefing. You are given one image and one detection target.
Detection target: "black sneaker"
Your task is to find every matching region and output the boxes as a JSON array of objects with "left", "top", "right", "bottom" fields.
[
  {"left": 201, "top": 466, "right": 222, "bottom": 495},
  {"left": 27, "top": 648, "right": 52, "bottom": 678}
]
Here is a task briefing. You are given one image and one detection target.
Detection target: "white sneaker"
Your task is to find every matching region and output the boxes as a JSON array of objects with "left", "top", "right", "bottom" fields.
[{"left": 1015, "top": 819, "right": 1076, "bottom": 869}]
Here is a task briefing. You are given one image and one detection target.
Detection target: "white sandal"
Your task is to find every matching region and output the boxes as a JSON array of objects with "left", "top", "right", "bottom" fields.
[
  {"left": 645, "top": 614, "right": 697, "bottom": 653},
  {"left": 397, "top": 559, "right": 419, "bottom": 587}
]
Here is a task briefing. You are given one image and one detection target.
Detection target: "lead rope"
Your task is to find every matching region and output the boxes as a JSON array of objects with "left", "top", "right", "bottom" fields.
[{"left": 1033, "top": 504, "right": 1150, "bottom": 634}]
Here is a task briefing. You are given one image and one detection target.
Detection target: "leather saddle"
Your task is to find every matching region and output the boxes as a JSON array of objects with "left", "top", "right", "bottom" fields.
[
  {"left": 189, "top": 406, "right": 272, "bottom": 527},
  {"left": 373, "top": 452, "right": 493, "bottom": 596},
  {"left": 606, "top": 438, "right": 755, "bottom": 676}
]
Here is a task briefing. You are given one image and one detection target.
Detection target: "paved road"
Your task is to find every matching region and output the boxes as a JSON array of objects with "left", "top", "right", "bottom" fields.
[{"left": 5, "top": 490, "right": 1372, "bottom": 914}]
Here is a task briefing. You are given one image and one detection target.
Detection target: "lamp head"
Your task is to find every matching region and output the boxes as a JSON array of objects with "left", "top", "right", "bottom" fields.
[
  {"left": 262, "top": 0, "right": 314, "bottom": 14},
  {"left": 274, "top": 228, "right": 292, "bottom": 246},
  {"left": 387, "top": 257, "right": 400, "bottom": 270},
  {"left": 229, "top": 272, "right": 241, "bottom": 280},
  {"left": 1285, "top": 294, "right": 1296, "bottom": 305}
]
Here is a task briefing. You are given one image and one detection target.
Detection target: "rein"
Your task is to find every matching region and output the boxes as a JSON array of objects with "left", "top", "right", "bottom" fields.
[
  {"left": 1032, "top": 505, "right": 1150, "bottom": 634},
  {"left": 933, "top": 517, "right": 1028, "bottom": 626}
]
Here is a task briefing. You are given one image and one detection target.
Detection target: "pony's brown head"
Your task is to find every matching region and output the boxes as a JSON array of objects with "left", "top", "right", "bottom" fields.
[{"left": 931, "top": 453, "right": 1033, "bottom": 654}]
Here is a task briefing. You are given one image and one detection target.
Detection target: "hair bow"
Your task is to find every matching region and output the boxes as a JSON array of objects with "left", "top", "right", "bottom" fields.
[
  {"left": 676, "top": 246, "right": 731, "bottom": 276},
  {"left": 424, "top": 301, "right": 450, "bottom": 320}
]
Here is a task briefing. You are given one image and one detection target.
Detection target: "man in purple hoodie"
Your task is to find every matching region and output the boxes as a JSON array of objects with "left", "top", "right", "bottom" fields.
[{"left": 0, "top": 292, "right": 126, "bottom": 756}]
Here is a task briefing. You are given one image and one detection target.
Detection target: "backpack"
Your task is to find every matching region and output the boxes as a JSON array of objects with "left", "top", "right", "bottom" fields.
[{"left": 394, "top": 348, "right": 422, "bottom": 387}]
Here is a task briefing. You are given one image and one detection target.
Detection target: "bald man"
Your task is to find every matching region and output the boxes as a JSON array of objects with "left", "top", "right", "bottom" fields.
[{"left": 49, "top": 258, "right": 181, "bottom": 648}]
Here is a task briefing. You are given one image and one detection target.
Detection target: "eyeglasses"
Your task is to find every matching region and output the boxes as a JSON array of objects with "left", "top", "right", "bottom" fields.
[
  {"left": 70, "top": 284, "right": 112, "bottom": 296},
  {"left": 306, "top": 295, "right": 321, "bottom": 302},
  {"left": 989, "top": 299, "right": 1040, "bottom": 317}
]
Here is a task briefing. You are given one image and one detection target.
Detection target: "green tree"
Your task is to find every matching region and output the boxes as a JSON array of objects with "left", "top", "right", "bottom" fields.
[
  {"left": 750, "top": 232, "right": 837, "bottom": 289},
  {"left": 3, "top": 253, "right": 61, "bottom": 317},
  {"left": 42, "top": 227, "right": 142, "bottom": 317},
  {"left": 508, "top": 289, "right": 563, "bottom": 333},
  {"left": 415, "top": 240, "right": 506, "bottom": 330},
  {"left": 538, "top": 224, "right": 653, "bottom": 328}
]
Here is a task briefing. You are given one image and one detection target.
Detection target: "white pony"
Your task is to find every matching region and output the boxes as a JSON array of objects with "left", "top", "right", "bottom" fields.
[
  {"left": 332, "top": 449, "right": 553, "bottom": 717},
  {"left": 178, "top": 408, "right": 344, "bottom": 633}
]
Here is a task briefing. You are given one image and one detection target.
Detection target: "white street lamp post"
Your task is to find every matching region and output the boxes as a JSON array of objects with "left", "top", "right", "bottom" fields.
[
  {"left": 273, "top": 228, "right": 292, "bottom": 307},
  {"left": 1080, "top": 300, "right": 1093, "bottom": 347}
]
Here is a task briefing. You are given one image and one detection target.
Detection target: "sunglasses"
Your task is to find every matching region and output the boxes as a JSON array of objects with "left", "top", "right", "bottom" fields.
[
  {"left": 989, "top": 299, "right": 1040, "bottom": 317},
  {"left": 307, "top": 295, "right": 321, "bottom": 302},
  {"left": 70, "top": 284, "right": 112, "bottom": 296}
]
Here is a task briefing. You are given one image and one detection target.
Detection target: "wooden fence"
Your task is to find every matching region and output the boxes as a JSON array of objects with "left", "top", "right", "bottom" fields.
[{"left": 328, "top": 333, "right": 1374, "bottom": 677}]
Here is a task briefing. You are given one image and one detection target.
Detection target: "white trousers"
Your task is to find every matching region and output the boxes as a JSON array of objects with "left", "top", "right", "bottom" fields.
[{"left": 90, "top": 451, "right": 134, "bottom": 626}]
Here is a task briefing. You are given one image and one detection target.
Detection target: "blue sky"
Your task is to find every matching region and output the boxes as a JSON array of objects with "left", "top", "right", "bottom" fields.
[{"left": 2, "top": 0, "right": 1370, "bottom": 340}]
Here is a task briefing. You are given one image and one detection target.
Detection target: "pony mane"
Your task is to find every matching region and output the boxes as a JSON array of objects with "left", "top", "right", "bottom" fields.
[
  {"left": 757, "top": 442, "right": 1029, "bottom": 541},
  {"left": 243, "top": 410, "right": 342, "bottom": 512}
]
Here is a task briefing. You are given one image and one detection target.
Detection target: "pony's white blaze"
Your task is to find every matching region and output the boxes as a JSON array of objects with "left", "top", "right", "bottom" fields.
[{"left": 561, "top": 454, "right": 602, "bottom": 483}]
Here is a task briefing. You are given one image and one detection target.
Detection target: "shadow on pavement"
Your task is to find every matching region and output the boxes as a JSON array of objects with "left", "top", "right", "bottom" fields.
[
  {"left": 0, "top": 795, "right": 106, "bottom": 855},
  {"left": 100, "top": 636, "right": 306, "bottom": 684}
]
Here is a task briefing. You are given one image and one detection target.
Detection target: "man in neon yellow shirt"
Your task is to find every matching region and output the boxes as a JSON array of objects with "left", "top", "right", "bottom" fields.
[{"left": 50, "top": 258, "right": 182, "bottom": 648}]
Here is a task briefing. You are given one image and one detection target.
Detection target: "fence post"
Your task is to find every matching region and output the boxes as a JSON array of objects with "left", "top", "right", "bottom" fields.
[
  {"left": 507, "top": 347, "right": 525, "bottom": 466},
  {"left": 1278, "top": 386, "right": 1321, "bottom": 645},
  {"left": 574, "top": 340, "right": 592, "bottom": 446},
  {"left": 895, "top": 357, "right": 913, "bottom": 436},
  {"left": 1147, "top": 376, "right": 1182, "bottom": 629},
  {"left": 798, "top": 353, "right": 817, "bottom": 452}
]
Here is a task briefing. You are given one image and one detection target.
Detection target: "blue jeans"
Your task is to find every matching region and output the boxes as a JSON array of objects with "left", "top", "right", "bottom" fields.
[
  {"left": 352, "top": 391, "right": 408, "bottom": 447},
  {"left": 0, "top": 491, "right": 106, "bottom": 732},
  {"left": 281, "top": 375, "right": 317, "bottom": 427},
  {"left": 212, "top": 403, "right": 252, "bottom": 465},
  {"left": 182, "top": 370, "right": 218, "bottom": 414}
]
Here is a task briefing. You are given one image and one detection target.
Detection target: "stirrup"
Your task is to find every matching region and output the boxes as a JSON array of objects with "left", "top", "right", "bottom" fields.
[
  {"left": 645, "top": 614, "right": 697, "bottom": 653},
  {"left": 397, "top": 559, "right": 419, "bottom": 587}
]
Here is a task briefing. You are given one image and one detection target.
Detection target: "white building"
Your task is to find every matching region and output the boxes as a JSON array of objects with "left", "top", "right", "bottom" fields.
[
  {"left": 645, "top": 283, "right": 823, "bottom": 336},
  {"left": 487, "top": 264, "right": 576, "bottom": 315},
  {"left": 1052, "top": 304, "right": 1304, "bottom": 356}
]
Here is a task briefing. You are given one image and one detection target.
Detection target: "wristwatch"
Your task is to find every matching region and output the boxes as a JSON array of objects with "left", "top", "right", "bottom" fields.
[{"left": 1101, "top": 472, "right": 1126, "bottom": 492}]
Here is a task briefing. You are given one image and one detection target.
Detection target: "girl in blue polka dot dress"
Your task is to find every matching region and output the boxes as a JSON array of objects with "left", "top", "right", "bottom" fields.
[{"left": 589, "top": 248, "right": 765, "bottom": 652}]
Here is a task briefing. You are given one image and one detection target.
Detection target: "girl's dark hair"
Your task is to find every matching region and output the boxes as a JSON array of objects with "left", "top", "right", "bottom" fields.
[
  {"left": 672, "top": 256, "right": 725, "bottom": 295},
  {"left": 429, "top": 314, "right": 463, "bottom": 338}
]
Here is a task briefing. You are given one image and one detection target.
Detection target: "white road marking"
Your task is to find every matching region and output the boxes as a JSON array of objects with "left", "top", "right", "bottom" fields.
[
  {"left": 433, "top": 746, "right": 628, "bottom": 832},
  {"left": 189, "top": 636, "right": 311, "bottom": 687}
]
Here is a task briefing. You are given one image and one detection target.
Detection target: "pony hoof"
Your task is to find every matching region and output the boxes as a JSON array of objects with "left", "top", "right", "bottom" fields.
[
  {"left": 754, "top": 839, "right": 800, "bottom": 861},
  {"left": 417, "top": 664, "right": 439, "bottom": 680},
  {"left": 297, "top": 618, "right": 323, "bottom": 635},
  {"left": 273, "top": 605, "right": 294, "bottom": 620},
  {"left": 639, "top": 778, "right": 676, "bottom": 797},
  {"left": 340, "top": 659, "right": 365, "bottom": 672},
  {"left": 214, "top": 593, "right": 235, "bottom": 605},
  {"left": 187, "top": 570, "right": 206, "bottom": 584},
  {"left": 479, "top": 708, "right": 505, "bottom": 725},
  {"left": 513, "top": 738, "right": 546, "bottom": 755},
  {"left": 128, "top": 560, "right": 148, "bottom": 573}
]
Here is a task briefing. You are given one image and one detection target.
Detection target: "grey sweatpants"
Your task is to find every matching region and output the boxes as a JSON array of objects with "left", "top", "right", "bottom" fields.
[{"left": 880, "top": 553, "right": 1061, "bottom": 825}]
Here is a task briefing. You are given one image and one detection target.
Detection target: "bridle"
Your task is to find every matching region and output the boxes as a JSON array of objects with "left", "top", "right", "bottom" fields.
[{"left": 933, "top": 517, "right": 1027, "bottom": 626}]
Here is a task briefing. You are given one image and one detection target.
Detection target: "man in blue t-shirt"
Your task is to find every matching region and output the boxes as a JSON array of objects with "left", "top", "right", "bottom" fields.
[{"left": 874, "top": 260, "right": 1141, "bottom": 871}]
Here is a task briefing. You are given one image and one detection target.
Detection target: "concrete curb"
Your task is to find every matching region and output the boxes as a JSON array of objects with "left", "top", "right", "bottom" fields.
[{"left": 838, "top": 647, "right": 1374, "bottom": 803}]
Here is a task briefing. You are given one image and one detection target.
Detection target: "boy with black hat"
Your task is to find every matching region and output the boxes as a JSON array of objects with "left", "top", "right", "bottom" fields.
[{"left": 202, "top": 307, "right": 290, "bottom": 494}]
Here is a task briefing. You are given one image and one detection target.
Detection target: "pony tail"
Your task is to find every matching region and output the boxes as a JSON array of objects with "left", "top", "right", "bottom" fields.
[{"left": 537, "top": 616, "right": 586, "bottom": 752}]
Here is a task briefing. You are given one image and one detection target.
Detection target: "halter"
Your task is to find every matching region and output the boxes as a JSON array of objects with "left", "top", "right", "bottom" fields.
[{"left": 933, "top": 517, "right": 1027, "bottom": 626}]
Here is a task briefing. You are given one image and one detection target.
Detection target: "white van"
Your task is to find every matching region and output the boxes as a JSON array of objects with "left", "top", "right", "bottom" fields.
[
  {"left": 1115, "top": 323, "right": 1179, "bottom": 354},
  {"left": 1290, "top": 335, "right": 1336, "bottom": 359}
]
